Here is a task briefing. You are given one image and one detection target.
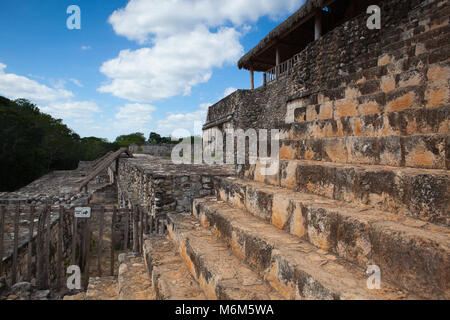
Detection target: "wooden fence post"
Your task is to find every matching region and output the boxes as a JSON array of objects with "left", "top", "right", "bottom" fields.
[
  {"left": 149, "top": 215, "right": 154, "bottom": 235},
  {"left": 71, "top": 215, "right": 77, "bottom": 266},
  {"left": 110, "top": 207, "right": 116, "bottom": 276},
  {"left": 26, "top": 206, "right": 35, "bottom": 282},
  {"left": 97, "top": 206, "right": 104, "bottom": 277},
  {"left": 43, "top": 207, "right": 51, "bottom": 289},
  {"left": 145, "top": 207, "right": 149, "bottom": 234},
  {"left": 83, "top": 219, "right": 90, "bottom": 290},
  {"left": 36, "top": 206, "right": 48, "bottom": 290},
  {"left": 123, "top": 208, "right": 129, "bottom": 251},
  {"left": 57, "top": 206, "right": 64, "bottom": 289},
  {"left": 159, "top": 219, "right": 164, "bottom": 236},
  {"left": 11, "top": 205, "right": 20, "bottom": 285},
  {"left": 0, "top": 206, "right": 5, "bottom": 276},
  {"left": 140, "top": 206, "right": 144, "bottom": 253},
  {"left": 133, "top": 205, "right": 139, "bottom": 253}
]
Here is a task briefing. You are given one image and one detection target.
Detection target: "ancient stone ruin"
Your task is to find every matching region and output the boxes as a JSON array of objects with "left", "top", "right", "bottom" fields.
[{"left": 0, "top": 0, "right": 449, "bottom": 300}]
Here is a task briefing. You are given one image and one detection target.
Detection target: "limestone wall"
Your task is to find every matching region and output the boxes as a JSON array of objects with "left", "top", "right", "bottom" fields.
[
  {"left": 116, "top": 155, "right": 235, "bottom": 217},
  {"left": 129, "top": 144, "right": 175, "bottom": 157},
  {"left": 204, "top": 0, "right": 449, "bottom": 171}
]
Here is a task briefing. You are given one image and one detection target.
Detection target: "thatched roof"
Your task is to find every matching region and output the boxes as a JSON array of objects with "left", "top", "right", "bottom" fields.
[{"left": 238, "top": 0, "right": 332, "bottom": 71}]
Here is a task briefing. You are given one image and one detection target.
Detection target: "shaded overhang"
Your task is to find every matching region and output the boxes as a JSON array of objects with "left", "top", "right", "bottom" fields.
[{"left": 237, "top": 0, "right": 379, "bottom": 72}]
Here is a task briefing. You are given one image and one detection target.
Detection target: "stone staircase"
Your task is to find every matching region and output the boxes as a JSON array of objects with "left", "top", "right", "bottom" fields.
[
  {"left": 142, "top": 156, "right": 448, "bottom": 300},
  {"left": 118, "top": 119, "right": 449, "bottom": 300},
  {"left": 64, "top": 253, "right": 155, "bottom": 300},
  {"left": 62, "top": 160, "right": 449, "bottom": 300},
  {"left": 67, "top": 0, "right": 448, "bottom": 300},
  {"left": 66, "top": 158, "right": 448, "bottom": 300}
]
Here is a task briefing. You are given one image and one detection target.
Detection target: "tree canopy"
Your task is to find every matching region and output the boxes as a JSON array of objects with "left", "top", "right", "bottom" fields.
[
  {"left": 115, "top": 132, "right": 146, "bottom": 147},
  {"left": 148, "top": 132, "right": 181, "bottom": 144},
  {"left": 0, "top": 96, "right": 119, "bottom": 191}
]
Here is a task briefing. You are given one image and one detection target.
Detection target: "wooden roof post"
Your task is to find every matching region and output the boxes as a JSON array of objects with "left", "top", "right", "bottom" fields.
[
  {"left": 250, "top": 68, "right": 254, "bottom": 89},
  {"left": 276, "top": 47, "right": 280, "bottom": 79},
  {"left": 315, "top": 11, "right": 322, "bottom": 40}
]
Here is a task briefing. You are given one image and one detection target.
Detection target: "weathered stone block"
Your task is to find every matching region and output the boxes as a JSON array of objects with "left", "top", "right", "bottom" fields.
[
  {"left": 425, "top": 80, "right": 449, "bottom": 108},
  {"left": 427, "top": 62, "right": 450, "bottom": 81},
  {"left": 403, "top": 135, "right": 447, "bottom": 169},
  {"left": 322, "top": 138, "right": 348, "bottom": 163},
  {"left": 306, "top": 105, "right": 320, "bottom": 122},
  {"left": 397, "top": 70, "right": 424, "bottom": 87},
  {"left": 280, "top": 140, "right": 299, "bottom": 160},
  {"left": 379, "top": 136, "right": 402, "bottom": 166},
  {"left": 381, "top": 75, "right": 396, "bottom": 93},
  {"left": 294, "top": 106, "right": 307, "bottom": 122},
  {"left": 346, "top": 137, "right": 379, "bottom": 165},
  {"left": 386, "top": 87, "right": 421, "bottom": 112},
  {"left": 335, "top": 99, "right": 358, "bottom": 118},
  {"left": 299, "top": 139, "right": 322, "bottom": 161},
  {"left": 318, "top": 101, "right": 334, "bottom": 120}
]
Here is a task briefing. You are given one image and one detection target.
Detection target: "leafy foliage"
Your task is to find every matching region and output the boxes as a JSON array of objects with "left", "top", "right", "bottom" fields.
[
  {"left": 148, "top": 131, "right": 181, "bottom": 144},
  {"left": 115, "top": 132, "right": 146, "bottom": 147},
  {"left": 0, "top": 97, "right": 119, "bottom": 191}
]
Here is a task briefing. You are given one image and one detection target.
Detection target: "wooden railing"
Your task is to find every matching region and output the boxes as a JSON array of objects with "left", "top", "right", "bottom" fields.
[
  {"left": 263, "top": 52, "right": 301, "bottom": 86},
  {"left": 0, "top": 203, "right": 167, "bottom": 291},
  {"left": 78, "top": 148, "right": 131, "bottom": 192}
]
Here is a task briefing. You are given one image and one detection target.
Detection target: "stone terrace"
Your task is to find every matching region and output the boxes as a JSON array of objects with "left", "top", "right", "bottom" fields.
[{"left": 117, "top": 154, "right": 235, "bottom": 216}]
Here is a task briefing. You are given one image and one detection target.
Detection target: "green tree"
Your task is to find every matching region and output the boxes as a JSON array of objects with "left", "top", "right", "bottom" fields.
[
  {"left": 115, "top": 132, "right": 146, "bottom": 147},
  {"left": 0, "top": 96, "right": 119, "bottom": 191}
]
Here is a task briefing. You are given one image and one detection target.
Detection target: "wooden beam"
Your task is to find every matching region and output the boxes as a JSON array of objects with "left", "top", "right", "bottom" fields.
[
  {"left": 315, "top": 12, "right": 323, "bottom": 40},
  {"left": 57, "top": 206, "right": 64, "bottom": 289},
  {"left": 11, "top": 206, "right": 20, "bottom": 285},
  {"left": 78, "top": 148, "right": 130, "bottom": 192},
  {"left": 83, "top": 220, "right": 90, "bottom": 290},
  {"left": 26, "top": 206, "right": 35, "bottom": 282},
  {"left": 0, "top": 207, "right": 5, "bottom": 277},
  {"left": 110, "top": 207, "right": 116, "bottom": 276},
  {"left": 72, "top": 216, "right": 78, "bottom": 265},
  {"left": 250, "top": 68, "right": 254, "bottom": 90},
  {"left": 97, "top": 206, "right": 104, "bottom": 277}
]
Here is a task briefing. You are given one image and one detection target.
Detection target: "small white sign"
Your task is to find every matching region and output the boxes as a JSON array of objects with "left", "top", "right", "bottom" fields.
[{"left": 74, "top": 207, "right": 91, "bottom": 218}]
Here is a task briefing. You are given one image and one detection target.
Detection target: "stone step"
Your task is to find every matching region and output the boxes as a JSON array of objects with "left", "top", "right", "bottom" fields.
[
  {"left": 213, "top": 177, "right": 450, "bottom": 299},
  {"left": 192, "top": 198, "right": 415, "bottom": 300},
  {"left": 166, "top": 213, "right": 283, "bottom": 300},
  {"left": 281, "top": 104, "right": 449, "bottom": 140},
  {"left": 244, "top": 159, "right": 449, "bottom": 226},
  {"left": 280, "top": 133, "right": 448, "bottom": 169},
  {"left": 143, "top": 235, "right": 205, "bottom": 300},
  {"left": 84, "top": 277, "right": 118, "bottom": 300},
  {"left": 117, "top": 253, "right": 155, "bottom": 300}
]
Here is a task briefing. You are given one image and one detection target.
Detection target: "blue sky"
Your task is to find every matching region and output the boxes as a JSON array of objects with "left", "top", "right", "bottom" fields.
[{"left": 0, "top": 0, "right": 304, "bottom": 141}]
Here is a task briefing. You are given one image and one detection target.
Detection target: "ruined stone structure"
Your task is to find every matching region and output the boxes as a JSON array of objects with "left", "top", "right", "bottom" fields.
[
  {"left": 129, "top": 144, "right": 175, "bottom": 157},
  {"left": 196, "top": 0, "right": 449, "bottom": 300},
  {"left": 1, "top": 0, "right": 449, "bottom": 301}
]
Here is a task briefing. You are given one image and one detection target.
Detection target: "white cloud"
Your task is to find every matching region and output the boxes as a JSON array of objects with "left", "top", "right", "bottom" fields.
[
  {"left": 69, "top": 78, "right": 83, "bottom": 87},
  {"left": 0, "top": 63, "right": 73, "bottom": 104},
  {"left": 113, "top": 103, "right": 156, "bottom": 134},
  {"left": 156, "top": 103, "right": 211, "bottom": 136},
  {"left": 40, "top": 101, "right": 100, "bottom": 123},
  {"left": 99, "top": 26, "right": 243, "bottom": 102},
  {"left": 108, "top": 0, "right": 303, "bottom": 44},
  {"left": 81, "top": 45, "right": 91, "bottom": 50},
  {"left": 100, "top": 0, "right": 303, "bottom": 103},
  {"left": 223, "top": 87, "right": 237, "bottom": 97},
  {"left": 0, "top": 63, "right": 99, "bottom": 125}
]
